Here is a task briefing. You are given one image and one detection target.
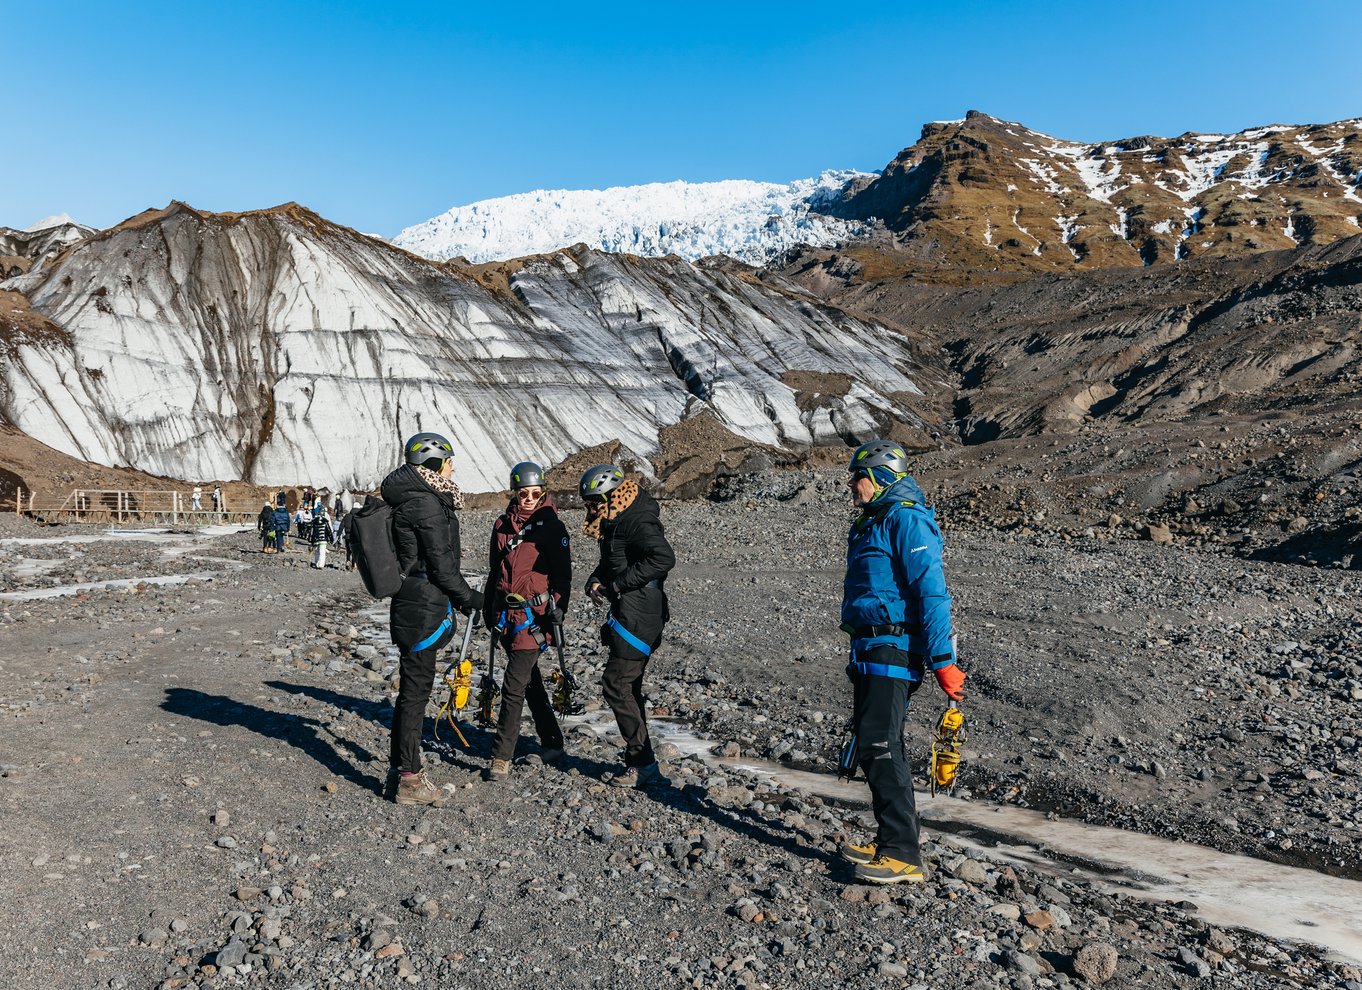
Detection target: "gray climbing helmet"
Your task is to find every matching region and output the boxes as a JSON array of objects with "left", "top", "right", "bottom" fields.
[
  {"left": 509, "top": 461, "right": 546, "bottom": 490},
  {"left": 848, "top": 439, "right": 910, "bottom": 481},
  {"left": 404, "top": 432, "right": 454, "bottom": 467},
  {"left": 579, "top": 463, "right": 625, "bottom": 500}
]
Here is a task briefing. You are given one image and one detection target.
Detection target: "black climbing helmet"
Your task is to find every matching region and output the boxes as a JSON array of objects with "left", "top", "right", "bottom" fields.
[
  {"left": 848, "top": 439, "right": 910, "bottom": 486},
  {"left": 509, "top": 461, "right": 546, "bottom": 490},
  {"left": 579, "top": 464, "right": 625, "bottom": 501},
  {"left": 404, "top": 432, "right": 454, "bottom": 468}
]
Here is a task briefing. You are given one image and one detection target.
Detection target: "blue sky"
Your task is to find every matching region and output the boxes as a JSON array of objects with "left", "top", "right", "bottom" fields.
[{"left": 7, "top": 0, "right": 1361, "bottom": 237}]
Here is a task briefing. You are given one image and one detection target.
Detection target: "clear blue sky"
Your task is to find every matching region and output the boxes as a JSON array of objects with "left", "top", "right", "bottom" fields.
[{"left": 7, "top": 0, "right": 1361, "bottom": 237}]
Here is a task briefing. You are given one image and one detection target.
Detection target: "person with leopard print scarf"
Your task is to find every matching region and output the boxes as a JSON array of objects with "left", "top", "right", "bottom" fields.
[
  {"left": 379, "top": 432, "right": 485, "bottom": 807},
  {"left": 580, "top": 464, "right": 676, "bottom": 789}
]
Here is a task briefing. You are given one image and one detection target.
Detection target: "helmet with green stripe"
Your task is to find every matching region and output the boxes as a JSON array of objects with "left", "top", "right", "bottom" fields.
[
  {"left": 849, "top": 439, "right": 909, "bottom": 488},
  {"left": 404, "top": 432, "right": 454, "bottom": 468},
  {"left": 509, "top": 461, "right": 546, "bottom": 490},
  {"left": 579, "top": 463, "right": 624, "bottom": 501}
]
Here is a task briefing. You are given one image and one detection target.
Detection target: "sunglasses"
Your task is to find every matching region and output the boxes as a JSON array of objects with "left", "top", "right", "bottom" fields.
[{"left": 514, "top": 487, "right": 545, "bottom": 500}]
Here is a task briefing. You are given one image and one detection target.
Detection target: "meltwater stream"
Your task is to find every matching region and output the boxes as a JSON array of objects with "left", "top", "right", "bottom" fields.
[{"left": 568, "top": 712, "right": 1362, "bottom": 964}]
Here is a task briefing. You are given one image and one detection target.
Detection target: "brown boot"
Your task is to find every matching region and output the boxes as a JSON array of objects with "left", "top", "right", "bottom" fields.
[{"left": 394, "top": 770, "right": 448, "bottom": 807}]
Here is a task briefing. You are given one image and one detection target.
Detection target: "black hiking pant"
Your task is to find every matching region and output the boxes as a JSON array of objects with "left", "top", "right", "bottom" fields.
[
  {"left": 389, "top": 627, "right": 452, "bottom": 773},
  {"left": 851, "top": 668, "right": 923, "bottom": 866},
  {"left": 602, "top": 653, "right": 655, "bottom": 768},
  {"left": 491, "top": 647, "right": 564, "bottom": 761}
]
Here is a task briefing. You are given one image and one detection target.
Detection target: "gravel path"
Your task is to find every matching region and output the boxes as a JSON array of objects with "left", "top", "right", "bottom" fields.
[{"left": 2, "top": 484, "right": 1359, "bottom": 990}]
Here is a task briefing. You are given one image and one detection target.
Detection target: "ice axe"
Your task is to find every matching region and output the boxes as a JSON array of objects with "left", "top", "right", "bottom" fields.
[
  {"left": 548, "top": 608, "right": 582, "bottom": 715},
  {"left": 477, "top": 615, "right": 501, "bottom": 726}
]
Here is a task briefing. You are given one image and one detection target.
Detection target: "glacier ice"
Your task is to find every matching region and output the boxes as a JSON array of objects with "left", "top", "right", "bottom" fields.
[
  {"left": 391, "top": 171, "right": 876, "bottom": 266},
  {"left": 1, "top": 204, "right": 924, "bottom": 493}
]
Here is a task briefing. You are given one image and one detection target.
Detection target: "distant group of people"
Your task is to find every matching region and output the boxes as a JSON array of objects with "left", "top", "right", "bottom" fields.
[
  {"left": 255, "top": 487, "right": 355, "bottom": 569},
  {"left": 190, "top": 484, "right": 225, "bottom": 515}
]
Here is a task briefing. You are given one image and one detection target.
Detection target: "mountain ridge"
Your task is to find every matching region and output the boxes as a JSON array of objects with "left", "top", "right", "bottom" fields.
[{"left": 0, "top": 200, "right": 930, "bottom": 493}]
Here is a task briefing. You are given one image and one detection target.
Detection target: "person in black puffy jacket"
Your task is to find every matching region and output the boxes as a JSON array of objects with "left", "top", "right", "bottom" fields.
[
  {"left": 580, "top": 464, "right": 675, "bottom": 789},
  {"left": 380, "top": 432, "right": 484, "bottom": 807},
  {"left": 257, "top": 502, "right": 275, "bottom": 552}
]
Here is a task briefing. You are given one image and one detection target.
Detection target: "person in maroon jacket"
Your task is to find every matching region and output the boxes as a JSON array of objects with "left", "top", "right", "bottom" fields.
[{"left": 483, "top": 461, "right": 572, "bottom": 780}]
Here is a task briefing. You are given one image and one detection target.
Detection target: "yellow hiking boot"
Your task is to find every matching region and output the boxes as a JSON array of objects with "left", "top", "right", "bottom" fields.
[
  {"left": 839, "top": 841, "right": 877, "bottom": 865},
  {"left": 854, "top": 854, "right": 927, "bottom": 885}
]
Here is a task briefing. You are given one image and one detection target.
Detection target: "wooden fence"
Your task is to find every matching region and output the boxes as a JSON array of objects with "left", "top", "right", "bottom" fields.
[{"left": 7, "top": 488, "right": 258, "bottom": 525}]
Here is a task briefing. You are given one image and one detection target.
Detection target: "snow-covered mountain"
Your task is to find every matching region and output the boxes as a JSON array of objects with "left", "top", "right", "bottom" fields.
[
  {"left": 0, "top": 214, "right": 97, "bottom": 278},
  {"left": 392, "top": 171, "right": 876, "bottom": 266},
  {"left": 0, "top": 202, "right": 924, "bottom": 492}
]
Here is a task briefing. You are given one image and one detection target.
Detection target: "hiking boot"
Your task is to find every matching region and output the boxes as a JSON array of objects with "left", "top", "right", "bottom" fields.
[
  {"left": 382, "top": 767, "right": 400, "bottom": 801},
  {"left": 394, "top": 770, "right": 447, "bottom": 807},
  {"left": 486, "top": 758, "right": 511, "bottom": 781},
  {"left": 540, "top": 746, "right": 565, "bottom": 763},
  {"left": 610, "top": 762, "right": 666, "bottom": 789},
  {"left": 840, "top": 840, "right": 877, "bottom": 865},
  {"left": 854, "top": 854, "right": 926, "bottom": 885}
]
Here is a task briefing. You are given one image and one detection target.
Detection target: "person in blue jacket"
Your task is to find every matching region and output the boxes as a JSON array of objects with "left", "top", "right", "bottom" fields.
[
  {"left": 271, "top": 494, "right": 291, "bottom": 555},
  {"left": 838, "top": 439, "right": 966, "bottom": 884}
]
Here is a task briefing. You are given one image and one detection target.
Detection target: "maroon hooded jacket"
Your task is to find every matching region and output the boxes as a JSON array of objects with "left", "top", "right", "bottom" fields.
[{"left": 483, "top": 496, "right": 572, "bottom": 651}]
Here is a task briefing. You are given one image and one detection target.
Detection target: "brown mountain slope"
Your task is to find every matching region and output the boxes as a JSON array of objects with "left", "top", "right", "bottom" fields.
[{"left": 824, "top": 110, "right": 1362, "bottom": 272}]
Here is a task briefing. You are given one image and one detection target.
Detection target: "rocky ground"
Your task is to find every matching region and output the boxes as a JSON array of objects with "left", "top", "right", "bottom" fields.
[{"left": 2, "top": 479, "right": 1361, "bottom": 990}]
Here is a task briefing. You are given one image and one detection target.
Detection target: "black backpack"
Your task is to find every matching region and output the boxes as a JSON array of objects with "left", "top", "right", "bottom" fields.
[{"left": 349, "top": 497, "right": 406, "bottom": 598}]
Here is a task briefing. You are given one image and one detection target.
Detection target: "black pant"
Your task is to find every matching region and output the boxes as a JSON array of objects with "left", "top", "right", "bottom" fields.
[
  {"left": 390, "top": 631, "right": 450, "bottom": 773},
  {"left": 491, "top": 647, "right": 563, "bottom": 761},
  {"left": 602, "top": 653, "right": 655, "bottom": 768},
  {"left": 851, "top": 669, "right": 922, "bottom": 866}
]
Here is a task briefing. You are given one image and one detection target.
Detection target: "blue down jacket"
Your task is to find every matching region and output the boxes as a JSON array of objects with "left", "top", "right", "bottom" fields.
[{"left": 841, "top": 476, "right": 955, "bottom": 680}]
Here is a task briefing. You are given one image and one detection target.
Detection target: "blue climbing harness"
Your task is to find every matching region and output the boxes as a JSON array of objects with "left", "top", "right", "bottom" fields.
[
  {"left": 412, "top": 602, "right": 453, "bottom": 652},
  {"left": 607, "top": 614, "right": 652, "bottom": 657}
]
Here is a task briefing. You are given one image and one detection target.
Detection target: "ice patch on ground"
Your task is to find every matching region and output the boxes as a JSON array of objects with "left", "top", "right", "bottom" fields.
[{"left": 573, "top": 715, "right": 1362, "bottom": 966}]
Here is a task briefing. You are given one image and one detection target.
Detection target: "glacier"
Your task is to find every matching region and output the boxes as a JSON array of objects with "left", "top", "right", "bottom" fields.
[
  {"left": 391, "top": 171, "right": 876, "bottom": 266},
  {"left": 0, "top": 203, "right": 924, "bottom": 493}
]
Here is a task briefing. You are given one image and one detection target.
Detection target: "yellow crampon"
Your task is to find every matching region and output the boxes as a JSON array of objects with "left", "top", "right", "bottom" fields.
[
  {"left": 550, "top": 668, "right": 581, "bottom": 715},
  {"left": 928, "top": 704, "right": 966, "bottom": 796},
  {"left": 434, "top": 658, "right": 474, "bottom": 748}
]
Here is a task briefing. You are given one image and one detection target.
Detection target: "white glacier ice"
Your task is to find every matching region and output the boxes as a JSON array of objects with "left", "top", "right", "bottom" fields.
[
  {"left": 392, "top": 171, "right": 876, "bottom": 266},
  {"left": 1, "top": 205, "right": 924, "bottom": 494}
]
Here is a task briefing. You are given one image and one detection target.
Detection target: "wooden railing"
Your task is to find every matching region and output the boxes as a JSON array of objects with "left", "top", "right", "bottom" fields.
[{"left": 8, "top": 488, "right": 257, "bottom": 525}]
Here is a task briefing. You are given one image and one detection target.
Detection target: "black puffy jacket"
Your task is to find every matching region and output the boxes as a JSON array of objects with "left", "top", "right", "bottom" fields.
[
  {"left": 589, "top": 489, "right": 675, "bottom": 660},
  {"left": 380, "top": 465, "right": 483, "bottom": 652}
]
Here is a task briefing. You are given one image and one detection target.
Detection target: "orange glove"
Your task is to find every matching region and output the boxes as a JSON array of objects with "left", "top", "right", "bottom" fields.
[{"left": 933, "top": 662, "right": 965, "bottom": 701}]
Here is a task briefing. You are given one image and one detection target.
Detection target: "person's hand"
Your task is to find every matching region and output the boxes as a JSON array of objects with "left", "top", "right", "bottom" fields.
[
  {"left": 464, "top": 589, "right": 486, "bottom": 615},
  {"left": 587, "top": 581, "right": 607, "bottom": 606},
  {"left": 934, "top": 662, "right": 965, "bottom": 701},
  {"left": 542, "top": 604, "right": 565, "bottom": 627}
]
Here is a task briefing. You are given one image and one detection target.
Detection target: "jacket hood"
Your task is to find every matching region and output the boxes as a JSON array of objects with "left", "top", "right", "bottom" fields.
[
  {"left": 864, "top": 475, "right": 927, "bottom": 511},
  {"left": 381, "top": 464, "right": 433, "bottom": 506},
  {"left": 613, "top": 486, "right": 660, "bottom": 522}
]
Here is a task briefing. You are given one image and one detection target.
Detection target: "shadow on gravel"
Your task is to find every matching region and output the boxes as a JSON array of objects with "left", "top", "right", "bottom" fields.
[
  {"left": 263, "top": 679, "right": 498, "bottom": 772},
  {"left": 265, "top": 680, "right": 391, "bottom": 726},
  {"left": 162, "top": 687, "right": 381, "bottom": 792}
]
